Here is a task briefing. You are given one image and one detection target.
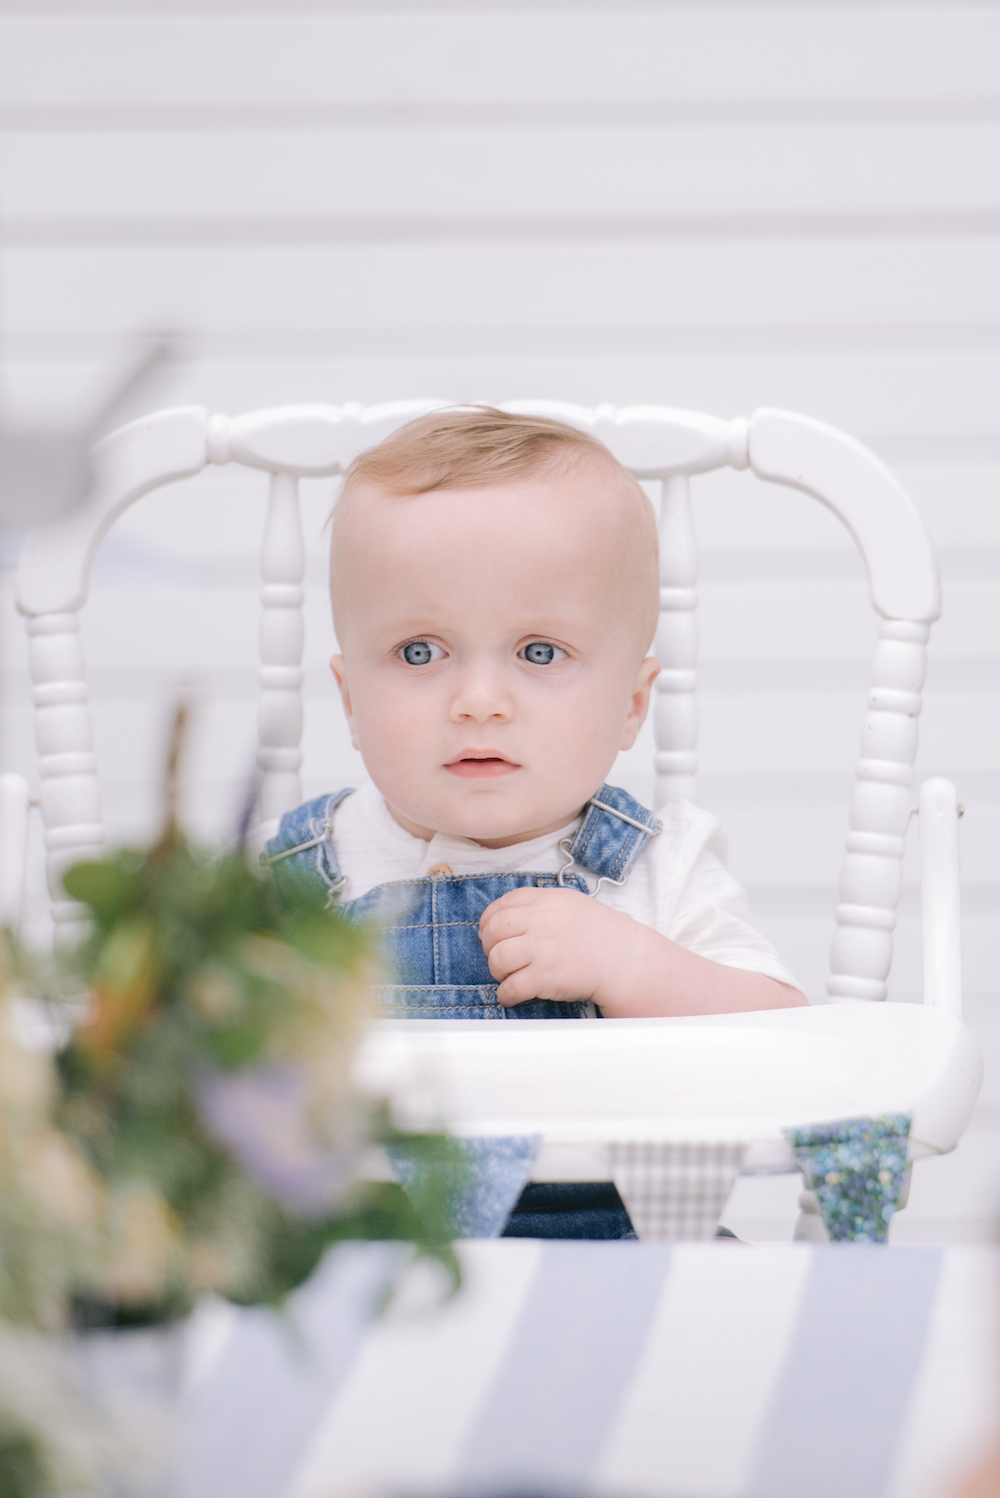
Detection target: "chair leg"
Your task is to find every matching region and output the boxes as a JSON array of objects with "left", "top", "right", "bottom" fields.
[{"left": 793, "top": 1187, "right": 830, "bottom": 1242}]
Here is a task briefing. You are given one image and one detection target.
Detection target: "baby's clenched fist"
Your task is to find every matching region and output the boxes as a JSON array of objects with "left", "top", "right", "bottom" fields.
[{"left": 478, "top": 885, "right": 642, "bottom": 1008}]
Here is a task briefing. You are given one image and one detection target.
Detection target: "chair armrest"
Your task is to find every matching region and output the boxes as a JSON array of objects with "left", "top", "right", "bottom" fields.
[
  {"left": 0, "top": 773, "right": 30, "bottom": 931},
  {"left": 919, "top": 777, "right": 963, "bottom": 1016}
]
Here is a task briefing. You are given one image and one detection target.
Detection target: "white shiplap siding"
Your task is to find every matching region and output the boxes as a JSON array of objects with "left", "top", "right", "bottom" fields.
[{"left": 1, "top": 1, "right": 997, "bottom": 1238}]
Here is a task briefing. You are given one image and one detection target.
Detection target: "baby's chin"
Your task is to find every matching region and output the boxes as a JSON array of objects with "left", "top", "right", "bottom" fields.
[{"left": 390, "top": 784, "right": 583, "bottom": 848}]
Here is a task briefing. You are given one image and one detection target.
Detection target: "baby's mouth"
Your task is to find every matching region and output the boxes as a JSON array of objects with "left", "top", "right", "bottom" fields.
[{"left": 444, "top": 752, "right": 520, "bottom": 780}]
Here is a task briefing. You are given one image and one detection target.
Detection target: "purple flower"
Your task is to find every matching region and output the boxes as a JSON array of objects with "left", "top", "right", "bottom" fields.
[{"left": 196, "top": 1065, "right": 358, "bottom": 1217}]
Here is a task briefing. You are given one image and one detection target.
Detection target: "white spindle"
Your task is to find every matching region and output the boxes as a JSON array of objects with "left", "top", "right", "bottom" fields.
[
  {"left": 828, "top": 619, "right": 929, "bottom": 1002},
  {"left": 26, "top": 611, "right": 103, "bottom": 939},
  {"left": 919, "top": 777, "right": 963, "bottom": 1016},
  {"left": 0, "top": 774, "right": 30, "bottom": 931},
  {"left": 653, "top": 475, "right": 698, "bottom": 806},
  {"left": 258, "top": 472, "right": 305, "bottom": 824}
]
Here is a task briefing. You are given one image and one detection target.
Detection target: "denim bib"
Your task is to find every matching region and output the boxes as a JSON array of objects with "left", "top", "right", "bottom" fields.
[{"left": 264, "top": 784, "right": 661, "bottom": 1021}]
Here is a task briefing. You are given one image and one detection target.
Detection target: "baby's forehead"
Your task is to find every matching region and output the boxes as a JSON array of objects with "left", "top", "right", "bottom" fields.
[
  {"left": 341, "top": 488, "right": 644, "bottom": 620},
  {"left": 333, "top": 465, "right": 658, "bottom": 645},
  {"left": 338, "top": 485, "right": 612, "bottom": 595}
]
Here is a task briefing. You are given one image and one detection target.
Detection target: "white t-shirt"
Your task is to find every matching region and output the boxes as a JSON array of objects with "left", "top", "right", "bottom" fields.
[{"left": 303, "top": 782, "right": 800, "bottom": 992}]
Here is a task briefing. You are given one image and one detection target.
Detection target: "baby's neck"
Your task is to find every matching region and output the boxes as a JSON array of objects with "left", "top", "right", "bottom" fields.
[{"left": 384, "top": 799, "right": 581, "bottom": 848}]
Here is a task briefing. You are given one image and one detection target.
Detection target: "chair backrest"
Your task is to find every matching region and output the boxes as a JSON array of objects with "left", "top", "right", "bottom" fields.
[{"left": 16, "top": 402, "right": 940, "bottom": 1000}]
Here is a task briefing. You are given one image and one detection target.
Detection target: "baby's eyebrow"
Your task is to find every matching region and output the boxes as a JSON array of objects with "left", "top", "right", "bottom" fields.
[{"left": 371, "top": 621, "right": 442, "bottom": 639}]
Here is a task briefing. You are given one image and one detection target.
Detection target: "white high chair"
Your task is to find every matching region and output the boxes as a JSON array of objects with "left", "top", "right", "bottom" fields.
[{"left": 13, "top": 402, "right": 982, "bottom": 1238}]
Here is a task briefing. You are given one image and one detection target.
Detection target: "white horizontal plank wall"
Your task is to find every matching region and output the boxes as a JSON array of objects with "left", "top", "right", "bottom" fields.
[{"left": 1, "top": 2, "right": 998, "bottom": 1240}]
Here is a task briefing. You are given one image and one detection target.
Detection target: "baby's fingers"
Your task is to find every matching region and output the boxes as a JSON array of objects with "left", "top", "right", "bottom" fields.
[
  {"left": 486, "top": 934, "right": 532, "bottom": 983},
  {"left": 495, "top": 968, "right": 541, "bottom": 1007},
  {"left": 479, "top": 901, "right": 532, "bottom": 951},
  {"left": 480, "top": 887, "right": 545, "bottom": 921}
]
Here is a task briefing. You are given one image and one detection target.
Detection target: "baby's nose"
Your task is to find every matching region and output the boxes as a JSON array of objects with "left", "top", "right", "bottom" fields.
[{"left": 449, "top": 665, "right": 514, "bottom": 722}]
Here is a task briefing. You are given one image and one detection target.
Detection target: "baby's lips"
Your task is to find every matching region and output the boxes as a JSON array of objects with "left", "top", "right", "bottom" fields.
[
  {"left": 444, "top": 754, "right": 520, "bottom": 779},
  {"left": 443, "top": 747, "right": 519, "bottom": 765}
]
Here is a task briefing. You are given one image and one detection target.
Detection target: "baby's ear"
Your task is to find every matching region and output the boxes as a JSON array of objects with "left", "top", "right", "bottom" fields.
[
  {"left": 620, "top": 656, "right": 660, "bottom": 750},
  {"left": 330, "top": 655, "right": 359, "bottom": 749}
]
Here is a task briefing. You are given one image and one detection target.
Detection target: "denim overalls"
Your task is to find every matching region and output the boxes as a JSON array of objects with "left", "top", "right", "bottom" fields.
[{"left": 264, "top": 783, "right": 661, "bottom": 1235}]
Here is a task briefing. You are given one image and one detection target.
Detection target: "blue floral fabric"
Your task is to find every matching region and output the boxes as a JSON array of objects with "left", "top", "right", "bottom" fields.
[
  {"left": 785, "top": 1113, "right": 912, "bottom": 1243},
  {"left": 389, "top": 1135, "right": 541, "bottom": 1239}
]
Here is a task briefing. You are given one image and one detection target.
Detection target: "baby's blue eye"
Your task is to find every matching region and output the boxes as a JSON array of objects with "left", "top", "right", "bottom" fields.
[
  {"left": 521, "top": 641, "right": 566, "bottom": 666},
  {"left": 401, "top": 640, "right": 443, "bottom": 665}
]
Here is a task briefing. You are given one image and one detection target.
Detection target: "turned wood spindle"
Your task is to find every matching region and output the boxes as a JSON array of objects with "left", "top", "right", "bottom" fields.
[
  {"left": 26, "top": 611, "right": 103, "bottom": 941},
  {"left": 257, "top": 472, "right": 306, "bottom": 824},
  {"left": 828, "top": 618, "right": 929, "bottom": 1001},
  {"left": 653, "top": 474, "right": 698, "bottom": 807}
]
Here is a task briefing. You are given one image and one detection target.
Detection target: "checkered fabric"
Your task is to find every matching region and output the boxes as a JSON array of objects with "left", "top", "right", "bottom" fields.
[{"left": 609, "top": 1140, "right": 749, "bottom": 1240}]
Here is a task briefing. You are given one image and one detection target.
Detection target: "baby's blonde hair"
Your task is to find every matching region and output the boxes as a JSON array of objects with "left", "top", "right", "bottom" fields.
[
  {"left": 342, "top": 406, "right": 630, "bottom": 495},
  {"left": 335, "top": 406, "right": 660, "bottom": 649}
]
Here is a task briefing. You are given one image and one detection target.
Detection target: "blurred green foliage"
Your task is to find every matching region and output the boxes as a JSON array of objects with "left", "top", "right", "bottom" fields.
[
  {"left": 0, "top": 1412, "right": 47, "bottom": 1498},
  {"left": 2, "top": 825, "right": 463, "bottom": 1330}
]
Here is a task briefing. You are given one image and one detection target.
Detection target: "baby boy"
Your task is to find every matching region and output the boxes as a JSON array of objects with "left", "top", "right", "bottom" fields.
[{"left": 265, "top": 407, "right": 805, "bottom": 1020}]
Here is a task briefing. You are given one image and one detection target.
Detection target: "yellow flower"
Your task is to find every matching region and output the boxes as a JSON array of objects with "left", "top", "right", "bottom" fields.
[
  {"left": 187, "top": 966, "right": 242, "bottom": 1020},
  {"left": 98, "top": 1187, "right": 181, "bottom": 1306},
  {"left": 23, "top": 1129, "right": 105, "bottom": 1228},
  {"left": 0, "top": 1000, "right": 55, "bottom": 1127}
]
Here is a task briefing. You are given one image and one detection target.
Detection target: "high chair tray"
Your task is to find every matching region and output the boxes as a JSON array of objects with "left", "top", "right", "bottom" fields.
[{"left": 353, "top": 1004, "right": 982, "bottom": 1173}]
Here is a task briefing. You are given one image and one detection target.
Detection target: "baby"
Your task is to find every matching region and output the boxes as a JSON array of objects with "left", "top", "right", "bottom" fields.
[{"left": 265, "top": 407, "right": 806, "bottom": 1020}]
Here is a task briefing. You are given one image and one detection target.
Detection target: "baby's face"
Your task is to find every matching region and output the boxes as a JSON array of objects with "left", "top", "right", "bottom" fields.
[{"left": 330, "top": 465, "right": 659, "bottom": 846}]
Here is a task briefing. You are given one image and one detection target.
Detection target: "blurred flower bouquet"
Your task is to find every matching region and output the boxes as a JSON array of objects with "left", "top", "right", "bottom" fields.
[{"left": 0, "top": 728, "right": 463, "bottom": 1495}]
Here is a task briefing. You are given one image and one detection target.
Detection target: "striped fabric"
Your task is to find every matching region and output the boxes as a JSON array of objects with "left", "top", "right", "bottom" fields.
[{"left": 178, "top": 1241, "right": 999, "bottom": 1498}]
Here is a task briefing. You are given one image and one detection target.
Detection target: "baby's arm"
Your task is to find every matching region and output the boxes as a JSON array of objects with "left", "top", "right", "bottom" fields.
[{"left": 478, "top": 887, "right": 806, "bottom": 1017}]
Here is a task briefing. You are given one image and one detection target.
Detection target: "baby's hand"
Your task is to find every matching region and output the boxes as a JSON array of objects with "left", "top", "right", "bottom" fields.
[
  {"left": 478, "top": 886, "right": 640, "bottom": 1007},
  {"left": 479, "top": 885, "right": 807, "bottom": 1017}
]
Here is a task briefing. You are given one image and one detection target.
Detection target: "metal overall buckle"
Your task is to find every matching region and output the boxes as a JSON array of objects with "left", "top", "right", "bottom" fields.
[
  {"left": 261, "top": 818, "right": 347, "bottom": 906},
  {"left": 555, "top": 796, "right": 663, "bottom": 897}
]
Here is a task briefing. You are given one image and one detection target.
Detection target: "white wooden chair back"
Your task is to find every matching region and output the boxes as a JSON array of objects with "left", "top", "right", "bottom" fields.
[{"left": 16, "top": 402, "right": 941, "bottom": 1005}]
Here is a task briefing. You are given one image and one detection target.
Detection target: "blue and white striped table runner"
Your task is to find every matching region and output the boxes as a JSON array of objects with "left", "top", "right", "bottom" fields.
[{"left": 178, "top": 1241, "right": 999, "bottom": 1498}]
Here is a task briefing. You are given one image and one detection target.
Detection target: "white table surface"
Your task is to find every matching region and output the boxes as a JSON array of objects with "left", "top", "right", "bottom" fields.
[{"left": 178, "top": 1239, "right": 1000, "bottom": 1498}]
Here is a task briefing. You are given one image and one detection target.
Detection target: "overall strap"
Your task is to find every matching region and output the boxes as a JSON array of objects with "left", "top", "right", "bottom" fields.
[
  {"left": 261, "top": 788, "right": 354, "bottom": 897},
  {"left": 563, "top": 783, "right": 662, "bottom": 890}
]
